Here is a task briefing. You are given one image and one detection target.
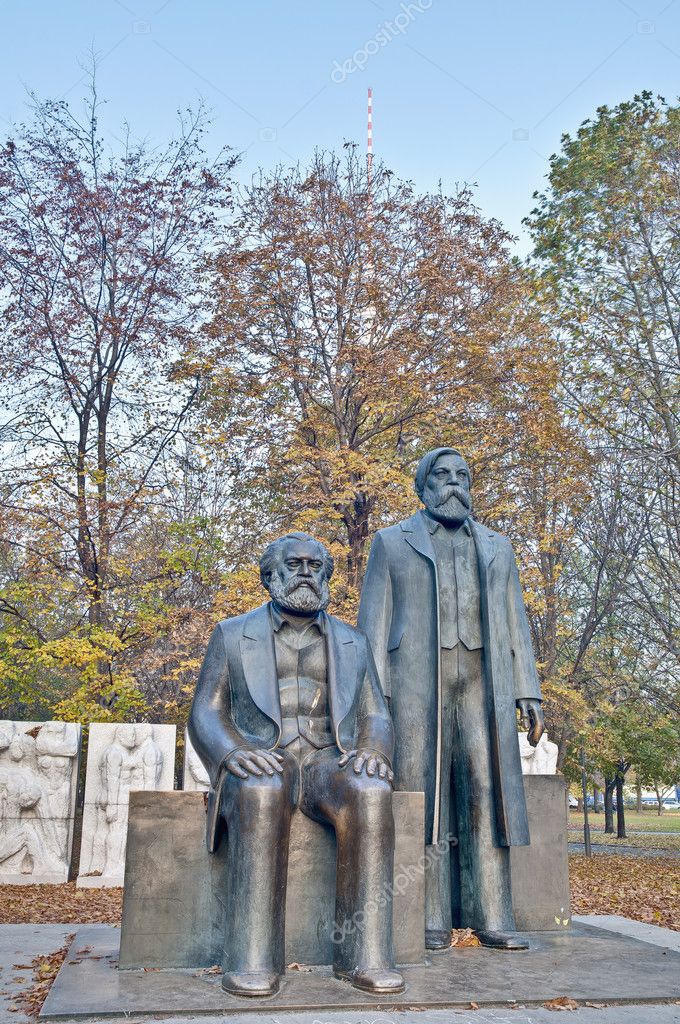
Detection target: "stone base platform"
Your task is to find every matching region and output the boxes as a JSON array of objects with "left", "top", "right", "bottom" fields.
[
  {"left": 119, "top": 789, "right": 427, "bottom": 969},
  {"left": 117, "top": 776, "right": 570, "bottom": 974},
  {"left": 40, "top": 921, "right": 680, "bottom": 1018},
  {"left": 0, "top": 870, "right": 71, "bottom": 886}
]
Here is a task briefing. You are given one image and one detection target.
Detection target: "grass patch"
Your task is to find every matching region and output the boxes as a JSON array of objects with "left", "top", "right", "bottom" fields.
[{"left": 570, "top": 809, "right": 680, "bottom": 831}]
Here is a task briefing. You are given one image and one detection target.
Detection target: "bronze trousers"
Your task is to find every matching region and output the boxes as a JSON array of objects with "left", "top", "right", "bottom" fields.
[
  {"left": 219, "top": 742, "right": 396, "bottom": 976},
  {"left": 425, "top": 644, "right": 516, "bottom": 934}
]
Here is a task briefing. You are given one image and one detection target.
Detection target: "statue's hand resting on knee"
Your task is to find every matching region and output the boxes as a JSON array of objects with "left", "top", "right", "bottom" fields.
[
  {"left": 224, "top": 748, "right": 285, "bottom": 779},
  {"left": 338, "top": 749, "right": 394, "bottom": 782}
]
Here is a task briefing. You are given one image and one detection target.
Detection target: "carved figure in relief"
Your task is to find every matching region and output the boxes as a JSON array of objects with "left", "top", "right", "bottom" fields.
[
  {"left": 0, "top": 722, "right": 80, "bottom": 878},
  {"left": 87, "top": 724, "right": 163, "bottom": 878},
  {"left": 36, "top": 722, "right": 80, "bottom": 860},
  {"left": 186, "top": 742, "right": 210, "bottom": 790},
  {"left": 519, "top": 731, "right": 559, "bottom": 775},
  {"left": 0, "top": 765, "right": 64, "bottom": 874}
]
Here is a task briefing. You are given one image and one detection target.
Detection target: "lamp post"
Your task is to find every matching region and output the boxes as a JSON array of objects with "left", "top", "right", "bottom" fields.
[{"left": 580, "top": 742, "right": 592, "bottom": 858}]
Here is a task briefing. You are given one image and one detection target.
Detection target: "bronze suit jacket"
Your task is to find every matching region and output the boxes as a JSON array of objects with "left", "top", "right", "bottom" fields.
[
  {"left": 188, "top": 602, "right": 393, "bottom": 852},
  {"left": 358, "top": 511, "right": 541, "bottom": 848}
]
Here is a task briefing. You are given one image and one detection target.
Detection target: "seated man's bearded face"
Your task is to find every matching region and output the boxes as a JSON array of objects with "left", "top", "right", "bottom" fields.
[
  {"left": 422, "top": 452, "right": 472, "bottom": 525},
  {"left": 265, "top": 538, "right": 331, "bottom": 613}
]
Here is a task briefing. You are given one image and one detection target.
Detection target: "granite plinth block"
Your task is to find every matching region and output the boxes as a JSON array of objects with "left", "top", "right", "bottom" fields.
[
  {"left": 119, "top": 789, "right": 425, "bottom": 969},
  {"left": 0, "top": 720, "right": 81, "bottom": 884},
  {"left": 77, "top": 723, "right": 176, "bottom": 888},
  {"left": 511, "top": 774, "right": 571, "bottom": 930}
]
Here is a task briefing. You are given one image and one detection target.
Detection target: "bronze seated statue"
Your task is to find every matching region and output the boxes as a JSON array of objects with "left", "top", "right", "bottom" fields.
[{"left": 189, "top": 532, "right": 404, "bottom": 998}]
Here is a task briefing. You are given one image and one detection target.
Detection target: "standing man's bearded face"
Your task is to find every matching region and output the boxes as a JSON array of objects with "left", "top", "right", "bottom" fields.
[
  {"left": 264, "top": 538, "right": 331, "bottom": 614},
  {"left": 422, "top": 452, "right": 472, "bottom": 526}
]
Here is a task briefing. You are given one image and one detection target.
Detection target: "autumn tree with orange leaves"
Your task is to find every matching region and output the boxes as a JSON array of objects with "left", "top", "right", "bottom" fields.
[{"left": 208, "top": 147, "right": 586, "bottom": 618}]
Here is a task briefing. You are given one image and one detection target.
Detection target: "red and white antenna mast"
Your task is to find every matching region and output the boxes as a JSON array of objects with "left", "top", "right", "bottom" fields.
[
  {"left": 367, "top": 86, "right": 373, "bottom": 188},
  {"left": 364, "top": 87, "right": 376, "bottom": 342}
]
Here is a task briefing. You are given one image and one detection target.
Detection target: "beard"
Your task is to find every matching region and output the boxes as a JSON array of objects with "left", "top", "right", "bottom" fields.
[
  {"left": 268, "top": 574, "right": 330, "bottom": 613},
  {"left": 423, "top": 483, "right": 472, "bottom": 524}
]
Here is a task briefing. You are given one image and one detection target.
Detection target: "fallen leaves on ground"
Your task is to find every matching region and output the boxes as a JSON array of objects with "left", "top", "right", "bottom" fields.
[
  {"left": 451, "top": 928, "right": 482, "bottom": 947},
  {"left": 0, "top": 883, "right": 122, "bottom": 924},
  {"left": 542, "top": 996, "right": 579, "bottom": 1011},
  {"left": 8, "top": 937, "right": 73, "bottom": 1017},
  {"left": 1, "top": 857, "right": 677, "bottom": 940},
  {"left": 569, "top": 854, "right": 679, "bottom": 931}
]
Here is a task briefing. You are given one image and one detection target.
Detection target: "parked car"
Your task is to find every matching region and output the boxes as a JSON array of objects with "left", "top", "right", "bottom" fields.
[
  {"left": 662, "top": 798, "right": 680, "bottom": 810},
  {"left": 568, "top": 794, "right": 579, "bottom": 808}
]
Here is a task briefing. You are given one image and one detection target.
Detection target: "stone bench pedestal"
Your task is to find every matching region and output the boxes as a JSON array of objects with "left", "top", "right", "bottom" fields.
[
  {"left": 119, "top": 789, "right": 426, "bottom": 969},
  {"left": 118, "top": 776, "right": 569, "bottom": 972}
]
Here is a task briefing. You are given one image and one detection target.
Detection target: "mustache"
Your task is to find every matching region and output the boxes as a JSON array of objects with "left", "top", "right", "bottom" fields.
[
  {"left": 435, "top": 484, "right": 471, "bottom": 509},
  {"left": 268, "top": 572, "right": 330, "bottom": 612},
  {"left": 285, "top": 577, "right": 322, "bottom": 597}
]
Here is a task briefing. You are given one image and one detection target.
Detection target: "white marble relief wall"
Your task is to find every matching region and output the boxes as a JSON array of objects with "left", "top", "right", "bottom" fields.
[
  {"left": 0, "top": 720, "right": 82, "bottom": 884},
  {"left": 182, "top": 729, "right": 210, "bottom": 792},
  {"left": 77, "top": 723, "right": 176, "bottom": 888},
  {"left": 518, "top": 731, "right": 559, "bottom": 775}
]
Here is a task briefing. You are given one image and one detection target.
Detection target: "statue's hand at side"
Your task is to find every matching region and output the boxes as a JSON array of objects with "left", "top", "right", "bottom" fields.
[
  {"left": 516, "top": 699, "right": 545, "bottom": 747},
  {"left": 338, "top": 749, "right": 394, "bottom": 783},
  {"left": 225, "top": 748, "right": 285, "bottom": 780}
]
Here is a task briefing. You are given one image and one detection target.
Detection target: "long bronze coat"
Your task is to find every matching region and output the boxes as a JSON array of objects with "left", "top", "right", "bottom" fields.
[{"left": 358, "top": 511, "right": 541, "bottom": 847}]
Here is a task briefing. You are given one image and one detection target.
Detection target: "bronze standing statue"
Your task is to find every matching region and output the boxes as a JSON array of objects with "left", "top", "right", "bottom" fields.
[
  {"left": 358, "top": 447, "right": 544, "bottom": 951},
  {"left": 189, "top": 532, "right": 404, "bottom": 998}
]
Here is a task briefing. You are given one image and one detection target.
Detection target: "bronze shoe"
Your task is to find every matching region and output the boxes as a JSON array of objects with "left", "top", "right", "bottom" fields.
[
  {"left": 334, "top": 966, "right": 405, "bottom": 994},
  {"left": 475, "top": 930, "right": 529, "bottom": 951},
  {"left": 221, "top": 970, "right": 281, "bottom": 997},
  {"left": 425, "top": 928, "right": 452, "bottom": 951}
]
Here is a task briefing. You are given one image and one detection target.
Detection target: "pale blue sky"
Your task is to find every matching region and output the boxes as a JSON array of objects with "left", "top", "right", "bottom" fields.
[{"left": 2, "top": 0, "right": 680, "bottom": 250}]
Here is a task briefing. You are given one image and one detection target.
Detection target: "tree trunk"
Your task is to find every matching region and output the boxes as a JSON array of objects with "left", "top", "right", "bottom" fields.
[
  {"left": 636, "top": 780, "right": 642, "bottom": 814},
  {"left": 654, "top": 783, "right": 663, "bottom": 816},
  {"left": 576, "top": 796, "right": 583, "bottom": 812},
  {"left": 604, "top": 777, "right": 615, "bottom": 833},
  {"left": 593, "top": 784, "right": 601, "bottom": 813},
  {"left": 616, "top": 762, "right": 626, "bottom": 839},
  {"left": 344, "top": 492, "right": 371, "bottom": 593}
]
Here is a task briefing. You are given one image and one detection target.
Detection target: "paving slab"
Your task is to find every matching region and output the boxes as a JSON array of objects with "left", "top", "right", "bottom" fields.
[
  {"left": 39, "top": 922, "right": 680, "bottom": 1019},
  {"left": 574, "top": 914, "right": 680, "bottom": 952},
  {"left": 31, "top": 1007, "right": 680, "bottom": 1024},
  {"left": 0, "top": 924, "right": 76, "bottom": 1024}
]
